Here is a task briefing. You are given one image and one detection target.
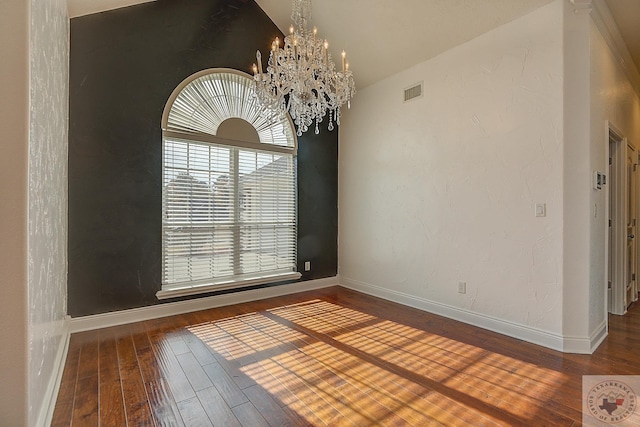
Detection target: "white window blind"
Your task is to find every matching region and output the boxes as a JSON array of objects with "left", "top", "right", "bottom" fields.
[{"left": 159, "top": 69, "right": 299, "bottom": 299}]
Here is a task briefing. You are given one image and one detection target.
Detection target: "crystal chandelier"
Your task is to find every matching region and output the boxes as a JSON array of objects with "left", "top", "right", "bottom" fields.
[{"left": 252, "top": 0, "right": 356, "bottom": 136}]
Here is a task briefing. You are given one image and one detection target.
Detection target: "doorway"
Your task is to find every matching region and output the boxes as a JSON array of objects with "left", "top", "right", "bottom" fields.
[{"left": 608, "top": 122, "right": 638, "bottom": 315}]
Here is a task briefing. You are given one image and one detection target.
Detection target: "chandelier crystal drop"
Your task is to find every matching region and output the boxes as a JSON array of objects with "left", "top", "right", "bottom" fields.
[{"left": 252, "top": 0, "right": 355, "bottom": 136}]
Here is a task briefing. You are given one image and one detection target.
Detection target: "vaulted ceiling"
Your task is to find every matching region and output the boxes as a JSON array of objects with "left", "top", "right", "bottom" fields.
[
  {"left": 254, "top": 0, "right": 554, "bottom": 88},
  {"left": 604, "top": 0, "right": 640, "bottom": 75},
  {"left": 68, "top": 0, "right": 640, "bottom": 90}
]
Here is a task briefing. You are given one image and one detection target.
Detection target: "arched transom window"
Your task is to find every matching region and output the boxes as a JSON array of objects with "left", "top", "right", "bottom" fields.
[{"left": 158, "top": 69, "right": 300, "bottom": 299}]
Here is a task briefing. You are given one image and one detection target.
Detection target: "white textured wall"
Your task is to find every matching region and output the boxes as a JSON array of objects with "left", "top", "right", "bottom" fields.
[
  {"left": 0, "top": 0, "right": 29, "bottom": 424},
  {"left": 561, "top": 0, "right": 592, "bottom": 345},
  {"left": 28, "top": 0, "right": 69, "bottom": 424},
  {"left": 589, "top": 18, "right": 640, "bottom": 328},
  {"left": 339, "top": 1, "right": 564, "bottom": 339}
]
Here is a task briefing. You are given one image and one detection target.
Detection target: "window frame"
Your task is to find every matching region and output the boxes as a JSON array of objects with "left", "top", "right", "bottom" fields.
[{"left": 157, "top": 68, "right": 300, "bottom": 300}]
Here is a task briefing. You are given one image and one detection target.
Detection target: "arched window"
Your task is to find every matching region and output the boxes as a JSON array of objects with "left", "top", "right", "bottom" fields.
[{"left": 157, "top": 69, "right": 300, "bottom": 299}]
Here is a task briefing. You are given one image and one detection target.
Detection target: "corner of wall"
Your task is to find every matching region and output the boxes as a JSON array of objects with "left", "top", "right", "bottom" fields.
[
  {"left": 27, "top": 0, "right": 70, "bottom": 424},
  {"left": 561, "top": 0, "right": 593, "bottom": 343},
  {"left": 561, "top": 319, "right": 606, "bottom": 353},
  {"left": 35, "top": 322, "right": 70, "bottom": 427}
]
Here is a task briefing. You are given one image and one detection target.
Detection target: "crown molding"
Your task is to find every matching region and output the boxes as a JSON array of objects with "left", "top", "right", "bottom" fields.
[
  {"left": 590, "top": 0, "right": 640, "bottom": 98},
  {"left": 569, "top": 0, "right": 593, "bottom": 14}
]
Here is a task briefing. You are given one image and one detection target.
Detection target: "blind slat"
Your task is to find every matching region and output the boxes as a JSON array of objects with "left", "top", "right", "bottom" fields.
[
  {"left": 162, "top": 71, "right": 297, "bottom": 292},
  {"left": 162, "top": 138, "right": 297, "bottom": 287}
]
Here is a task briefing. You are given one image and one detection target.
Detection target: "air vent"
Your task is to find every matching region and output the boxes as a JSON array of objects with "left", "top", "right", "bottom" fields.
[{"left": 403, "top": 82, "right": 423, "bottom": 102}]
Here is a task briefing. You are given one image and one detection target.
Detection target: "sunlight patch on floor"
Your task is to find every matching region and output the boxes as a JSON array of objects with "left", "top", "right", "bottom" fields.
[{"left": 187, "top": 299, "right": 568, "bottom": 425}]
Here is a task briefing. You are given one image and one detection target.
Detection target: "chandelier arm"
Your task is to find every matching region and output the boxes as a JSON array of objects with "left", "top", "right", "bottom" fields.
[{"left": 251, "top": 0, "right": 355, "bottom": 135}]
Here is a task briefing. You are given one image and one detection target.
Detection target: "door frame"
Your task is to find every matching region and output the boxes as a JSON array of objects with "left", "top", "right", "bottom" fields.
[
  {"left": 627, "top": 143, "right": 638, "bottom": 308},
  {"left": 607, "top": 121, "right": 629, "bottom": 315}
]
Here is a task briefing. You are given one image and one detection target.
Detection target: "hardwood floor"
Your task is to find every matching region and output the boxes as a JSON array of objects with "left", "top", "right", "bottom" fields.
[{"left": 52, "top": 286, "right": 640, "bottom": 426}]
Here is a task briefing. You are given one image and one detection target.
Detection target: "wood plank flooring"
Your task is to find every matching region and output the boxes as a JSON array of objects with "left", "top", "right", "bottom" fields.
[{"left": 52, "top": 286, "right": 640, "bottom": 426}]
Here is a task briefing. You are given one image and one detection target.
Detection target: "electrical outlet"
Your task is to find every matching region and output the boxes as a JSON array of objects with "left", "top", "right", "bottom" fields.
[
  {"left": 304, "top": 261, "right": 311, "bottom": 271},
  {"left": 458, "top": 282, "right": 466, "bottom": 294}
]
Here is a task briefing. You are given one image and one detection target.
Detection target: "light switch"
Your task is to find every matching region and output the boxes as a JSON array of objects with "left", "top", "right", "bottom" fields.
[{"left": 535, "top": 203, "right": 546, "bottom": 217}]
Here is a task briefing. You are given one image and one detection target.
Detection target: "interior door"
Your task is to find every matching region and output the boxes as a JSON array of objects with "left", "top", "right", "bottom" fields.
[
  {"left": 609, "top": 142, "right": 614, "bottom": 313},
  {"left": 626, "top": 145, "right": 637, "bottom": 308}
]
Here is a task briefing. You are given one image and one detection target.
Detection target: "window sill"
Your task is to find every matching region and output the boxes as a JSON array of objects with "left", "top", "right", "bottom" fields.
[{"left": 156, "top": 271, "right": 302, "bottom": 300}]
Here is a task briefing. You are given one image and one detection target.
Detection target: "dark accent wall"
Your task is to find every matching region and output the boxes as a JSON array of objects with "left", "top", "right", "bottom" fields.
[{"left": 69, "top": 0, "right": 338, "bottom": 317}]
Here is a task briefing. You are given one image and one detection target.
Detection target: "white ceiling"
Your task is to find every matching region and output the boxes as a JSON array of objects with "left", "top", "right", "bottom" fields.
[
  {"left": 67, "top": 0, "right": 154, "bottom": 18},
  {"left": 255, "top": 0, "right": 554, "bottom": 88},
  {"left": 68, "top": 0, "right": 640, "bottom": 90},
  {"left": 604, "top": 0, "right": 640, "bottom": 74}
]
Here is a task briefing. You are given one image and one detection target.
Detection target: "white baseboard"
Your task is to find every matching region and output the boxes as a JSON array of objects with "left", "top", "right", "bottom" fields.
[
  {"left": 562, "top": 320, "right": 608, "bottom": 354},
  {"left": 69, "top": 275, "right": 605, "bottom": 354},
  {"left": 589, "top": 320, "right": 608, "bottom": 352},
  {"left": 36, "top": 320, "right": 70, "bottom": 427},
  {"left": 70, "top": 277, "right": 337, "bottom": 333},
  {"left": 338, "top": 276, "right": 584, "bottom": 353}
]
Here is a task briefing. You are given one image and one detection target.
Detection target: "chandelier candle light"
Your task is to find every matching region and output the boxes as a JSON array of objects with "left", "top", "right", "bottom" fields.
[{"left": 252, "top": 0, "right": 356, "bottom": 136}]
